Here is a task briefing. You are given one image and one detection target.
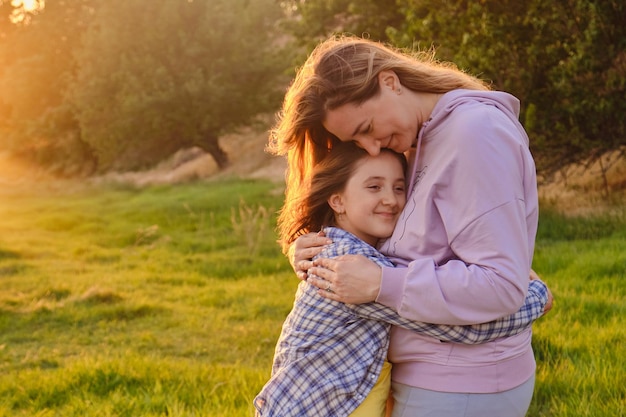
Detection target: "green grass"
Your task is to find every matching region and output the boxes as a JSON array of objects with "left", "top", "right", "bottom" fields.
[
  {"left": 529, "top": 208, "right": 626, "bottom": 417},
  {"left": 0, "top": 180, "right": 624, "bottom": 416}
]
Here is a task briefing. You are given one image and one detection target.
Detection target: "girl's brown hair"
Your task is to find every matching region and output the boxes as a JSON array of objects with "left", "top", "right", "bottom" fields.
[
  {"left": 270, "top": 35, "right": 488, "bottom": 251},
  {"left": 278, "top": 141, "right": 407, "bottom": 252}
]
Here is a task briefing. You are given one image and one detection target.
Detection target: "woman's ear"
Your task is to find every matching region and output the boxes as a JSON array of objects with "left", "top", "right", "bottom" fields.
[
  {"left": 328, "top": 193, "right": 345, "bottom": 215},
  {"left": 378, "top": 70, "right": 400, "bottom": 92}
]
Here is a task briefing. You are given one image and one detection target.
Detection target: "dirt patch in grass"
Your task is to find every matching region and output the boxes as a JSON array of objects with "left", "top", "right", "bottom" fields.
[{"left": 93, "top": 125, "right": 286, "bottom": 187}]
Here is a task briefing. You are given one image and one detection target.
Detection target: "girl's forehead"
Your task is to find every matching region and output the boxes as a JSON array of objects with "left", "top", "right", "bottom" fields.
[{"left": 353, "top": 152, "right": 404, "bottom": 176}]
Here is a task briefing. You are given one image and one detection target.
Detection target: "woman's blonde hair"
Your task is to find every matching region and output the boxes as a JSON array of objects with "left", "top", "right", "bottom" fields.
[{"left": 270, "top": 35, "right": 489, "bottom": 251}]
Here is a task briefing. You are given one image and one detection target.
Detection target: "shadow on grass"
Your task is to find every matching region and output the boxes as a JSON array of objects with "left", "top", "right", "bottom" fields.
[{"left": 0, "top": 247, "right": 21, "bottom": 261}]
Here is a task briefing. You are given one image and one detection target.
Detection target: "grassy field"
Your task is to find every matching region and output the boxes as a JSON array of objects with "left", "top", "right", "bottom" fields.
[{"left": 0, "top": 179, "right": 624, "bottom": 417}]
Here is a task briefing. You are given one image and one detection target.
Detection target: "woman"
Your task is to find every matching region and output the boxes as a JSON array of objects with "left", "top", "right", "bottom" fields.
[{"left": 270, "top": 36, "right": 553, "bottom": 416}]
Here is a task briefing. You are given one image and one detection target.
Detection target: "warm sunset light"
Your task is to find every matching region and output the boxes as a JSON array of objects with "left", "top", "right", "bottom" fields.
[{"left": 0, "top": 152, "right": 36, "bottom": 185}]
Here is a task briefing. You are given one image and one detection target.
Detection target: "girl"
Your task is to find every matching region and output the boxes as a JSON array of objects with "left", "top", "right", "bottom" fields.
[{"left": 254, "top": 141, "right": 548, "bottom": 417}]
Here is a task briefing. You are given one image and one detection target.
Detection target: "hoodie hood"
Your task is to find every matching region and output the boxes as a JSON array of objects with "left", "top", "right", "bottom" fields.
[{"left": 425, "top": 89, "right": 528, "bottom": 146}]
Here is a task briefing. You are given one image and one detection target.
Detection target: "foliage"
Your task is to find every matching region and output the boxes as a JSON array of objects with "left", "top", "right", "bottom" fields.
[
  {"left": 0, "top": 180, "right": 624, "bottom": 416},
  {"left": 0, "top": 0, "right": 97, "bottom": 177},
  {"left": 533, "top": 1, "right": 626, "bottom": 175},
  {"left": 397, "top": 0, "right": 626, "bottom": 177},
  {"left": 281, "top": 0, "right": 404, "bottom": 47}
]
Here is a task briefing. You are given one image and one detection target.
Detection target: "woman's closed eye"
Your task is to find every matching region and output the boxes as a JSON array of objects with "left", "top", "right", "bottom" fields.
[{"left": 358, "top": 123, "right": 372, "bottom": 136}]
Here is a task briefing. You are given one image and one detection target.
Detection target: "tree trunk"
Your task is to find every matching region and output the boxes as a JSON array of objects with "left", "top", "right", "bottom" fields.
[{"left": 198, "top": 132, "right": 229, "bottom": 170}]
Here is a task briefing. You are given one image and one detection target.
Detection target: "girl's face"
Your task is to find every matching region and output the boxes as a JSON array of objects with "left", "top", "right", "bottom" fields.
[
  {"left": 329, "top": 151, "right": 406, "bottom": 246},
  {"left": 322, "top": 71, "right": 419, "bottom": 156}
]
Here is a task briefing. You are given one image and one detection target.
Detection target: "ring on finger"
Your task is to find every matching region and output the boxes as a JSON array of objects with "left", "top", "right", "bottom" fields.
[{"left": 325, "top": 283, "right": 333, "bottom": 293}]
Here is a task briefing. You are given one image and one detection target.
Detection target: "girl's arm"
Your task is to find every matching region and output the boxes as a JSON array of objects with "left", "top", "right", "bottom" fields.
[{"left": 349, "top": 278, "right": 549, "bottom": 344}]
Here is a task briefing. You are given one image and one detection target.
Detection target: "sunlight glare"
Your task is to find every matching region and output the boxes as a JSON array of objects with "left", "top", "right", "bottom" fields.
[
  {"left": 11, "top": 0, "right": 42, "bottom": 12},
  {"left": 8, "top": 0, "right": 44, "bottom": 24}
]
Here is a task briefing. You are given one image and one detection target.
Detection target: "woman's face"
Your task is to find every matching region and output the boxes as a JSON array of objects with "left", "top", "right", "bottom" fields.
[{"left": 322, "top": 72, "right": 419, "bottom": 156}]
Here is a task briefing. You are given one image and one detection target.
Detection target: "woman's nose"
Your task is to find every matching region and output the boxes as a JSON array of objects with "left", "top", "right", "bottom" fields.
[{"left": 357, "top": 138, "right": 381, "bottom": 156}]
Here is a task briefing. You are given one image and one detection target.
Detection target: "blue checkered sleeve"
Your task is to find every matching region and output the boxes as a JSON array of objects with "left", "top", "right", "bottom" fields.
[{"left": 350, "top": 279, "right": 548, "bottom": 344}]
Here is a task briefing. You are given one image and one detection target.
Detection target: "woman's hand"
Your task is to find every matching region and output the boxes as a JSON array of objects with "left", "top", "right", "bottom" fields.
[
  {"left": 308, "top": 254, "right": 382, "bottom": 304},
  {"left": 289, "top": 232, "right": 332, "bottom": 280},
  {"left": 530, "top": 269, "right": 554, "bottom": 314}
]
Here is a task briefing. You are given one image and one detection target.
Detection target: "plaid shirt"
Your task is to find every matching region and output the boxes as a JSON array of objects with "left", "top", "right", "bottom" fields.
[{"left": 254, "top": 227, "right": 548, "bottom": 417}]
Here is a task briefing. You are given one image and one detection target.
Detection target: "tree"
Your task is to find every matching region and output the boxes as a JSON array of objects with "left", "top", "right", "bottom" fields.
[
  {"left": 0, "top": 0, "right": 97, "bottom": 176},
  {"left": 68, "top": 0, "right": 288, "bottom": 172},
  {"left": 533, "top": 0, "right": 626, "bottom": 176}
]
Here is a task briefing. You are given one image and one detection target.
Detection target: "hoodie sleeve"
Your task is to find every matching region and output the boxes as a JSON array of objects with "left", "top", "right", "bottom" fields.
[{"left": 376, "top": 98, "right": 539, "bottom": 325}]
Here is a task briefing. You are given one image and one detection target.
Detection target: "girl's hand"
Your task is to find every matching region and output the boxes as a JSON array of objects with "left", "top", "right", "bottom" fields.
[
  {"left": 308, "top": 254, "right": 382, "bottom": 304},
  {"left": 530, "top": 269, "right": 554, "bottom": 314},
  {"left": 289, "top": 231, "right": 332, "bottom": 280}
]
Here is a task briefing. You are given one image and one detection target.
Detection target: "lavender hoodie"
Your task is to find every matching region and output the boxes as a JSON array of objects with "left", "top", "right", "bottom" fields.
[{"left": 377, "top": 89, "right": 539, "bottom": 393}]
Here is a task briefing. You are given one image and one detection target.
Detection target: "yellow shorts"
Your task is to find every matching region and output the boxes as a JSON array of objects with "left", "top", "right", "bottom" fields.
[{"left": 349, "top": 361, "right": 392, "bottom": 417}]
